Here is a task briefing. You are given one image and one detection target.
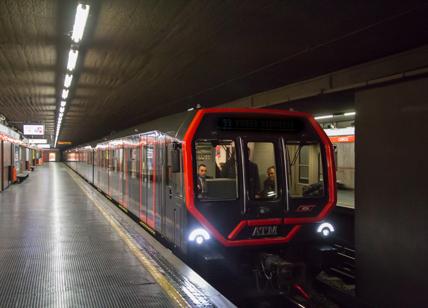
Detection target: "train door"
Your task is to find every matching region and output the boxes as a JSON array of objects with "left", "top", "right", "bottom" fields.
[
  {"left": 240, "top": 138, "right": 286, "bottom": 220},
  {"left": 124, "top": 137, "right": 140, "bottom": 217},
  {"left": 115, "top": 146, "right": 124, "bottom": 204},
  {"left": 144, "top": 135, "right": 156, "bottom": 229},
  {"left": 164, "top": 140, "right": 184, "bottom": 246},
  {"left": 140, "top": 135, "right": 148, "bottom": 225},
  {"left": 108, "top": 146, "right": 114, "bottom": 197},
  {"left": 122, "top": 145, "right": 129, "bottom": 209}
]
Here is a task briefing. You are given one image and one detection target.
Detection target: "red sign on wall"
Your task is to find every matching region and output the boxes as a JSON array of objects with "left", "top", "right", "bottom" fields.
[{"left": 329, "top": 135, "right": 355, "bottom": 143}]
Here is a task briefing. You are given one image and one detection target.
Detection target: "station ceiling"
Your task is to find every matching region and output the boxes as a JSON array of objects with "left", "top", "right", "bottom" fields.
[{"left": 1, "top": 0, "right": 428, "bottom": 147}]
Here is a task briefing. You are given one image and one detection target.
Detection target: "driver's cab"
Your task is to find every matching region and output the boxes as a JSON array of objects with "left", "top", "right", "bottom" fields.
[{"left": 184, "top": 109, "right": 335, "bottom": 245}]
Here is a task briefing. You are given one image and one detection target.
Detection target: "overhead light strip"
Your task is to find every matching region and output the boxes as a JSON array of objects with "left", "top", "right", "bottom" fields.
[
  {"left": 314, "top": 115, "right": 334, "bottom": 120},
  {"left": 64, "top": 74, "right": 73, "bottom": 88},
  {"left": 314, "top": 111, "right": 357, "bottom": 121},
  {"left": 66, "top": 49, "right": 79, "bottom": 71},
  {"left": 71, "top": 4, "right": 90, "bottom": 43},
  {"left": 55, "top": 3, "right": 90, "bottom": 148}
]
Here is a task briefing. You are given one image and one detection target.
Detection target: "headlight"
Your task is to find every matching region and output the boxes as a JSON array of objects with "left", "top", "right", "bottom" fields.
[
  {"left": 317, "top": 222, "right": 335, "bottom": 237},
  {"left": 188, "top": 228, "right": 210, "bottom": 245}
]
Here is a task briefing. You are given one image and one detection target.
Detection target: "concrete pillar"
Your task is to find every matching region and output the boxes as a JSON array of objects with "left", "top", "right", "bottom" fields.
[{"left": 355, "top": 77, "right": 428, "bottom": 307}]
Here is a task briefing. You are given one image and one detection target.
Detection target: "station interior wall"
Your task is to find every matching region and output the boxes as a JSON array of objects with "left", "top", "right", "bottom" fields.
[
  {"left": 355, "top": 76, "right": 428, "bottom": 307},
  {"left": 42, "top": 149, "right": 60, "bottom": 162}
]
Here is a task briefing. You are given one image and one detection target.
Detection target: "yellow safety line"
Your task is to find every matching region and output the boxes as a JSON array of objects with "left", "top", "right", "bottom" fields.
[{"left": 66, "top": 168, "right": 189, "bottom": 307}]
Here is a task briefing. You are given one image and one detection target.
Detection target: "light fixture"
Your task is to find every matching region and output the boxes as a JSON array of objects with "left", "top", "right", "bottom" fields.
[
  {"left": 60, "top": 101, "right": 66, "bottom": 107},
  {"left": 60, "top": 107, "right": 65, "bottom": 113},
  {"left": 67, "top": 49, "right": 79, "bottom": 71},
  {"left": 315, "top": 115, "right": 334, "bottom": 120},
  {"left": 64, "top": 74, "right": 73, "bottom": 88},
  {"left": 344, "top": 112, "right": 356, "bottom": 116},
  {"left": 71, "top": 4, "right": 90, "bottom": 43},
  {"left": 62, "top": 89, "right": 69, "bottom": 99},
  {"left": 188, "top": 228, "right": 210, "bottom": 245}
]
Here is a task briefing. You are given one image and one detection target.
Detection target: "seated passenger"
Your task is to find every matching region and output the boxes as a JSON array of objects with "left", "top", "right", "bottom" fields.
[{"left": 262, "top": 166, "right": 277, "bottom": 198}]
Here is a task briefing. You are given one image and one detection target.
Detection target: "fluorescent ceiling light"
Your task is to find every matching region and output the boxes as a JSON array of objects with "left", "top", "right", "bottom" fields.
[
  {"left": 62, "top": 89, "right": 69, "bottom": 99},
  {"left": 64, "top": 74, "right": 73, "bottom": 88},
  {"left": 71, "top": 4, "right": 90, "bottom": 43},
  {"left": 344, "top": 112, "right": 356, "bottom": 116},
  {"left": 324, "top": 127, "right": 355, "bottom": 137},
  {"left": 60, "top": 101, "right": 66, "bottom": 107},
  {"left": 60, "top": 107, "right": 65, "bottom": 113},
  {"left": 315, "top": 115, "right": 333, "bottom": 120},
  {"left": 67, "top": 49, "right": 79, "bottom": 71}
]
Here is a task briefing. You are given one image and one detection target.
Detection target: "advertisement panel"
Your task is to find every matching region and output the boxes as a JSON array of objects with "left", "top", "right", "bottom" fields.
[{"left": 23, "top": 125, "right": 45, "bottom": 135}]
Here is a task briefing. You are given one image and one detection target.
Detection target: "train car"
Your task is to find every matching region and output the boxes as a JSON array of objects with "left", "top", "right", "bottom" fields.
[
  {"left": 1, "top": 130, "right": 40, "bottom": 191},
  {"left": 65, "top": 108, "right": 336, "bottom": 256}
]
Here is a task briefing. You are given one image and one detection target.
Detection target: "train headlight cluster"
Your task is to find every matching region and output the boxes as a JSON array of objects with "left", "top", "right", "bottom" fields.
[
  {"left": 317, "top": 222, "right": 335, "bottom": 237},
  {"left": 188, "top": 228, "right": 210, "bottom": 245}
]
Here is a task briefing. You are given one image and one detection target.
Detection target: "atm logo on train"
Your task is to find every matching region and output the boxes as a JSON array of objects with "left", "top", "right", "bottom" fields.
[{"left": 252, "top": 225, "right": 279, "bottom": 237}]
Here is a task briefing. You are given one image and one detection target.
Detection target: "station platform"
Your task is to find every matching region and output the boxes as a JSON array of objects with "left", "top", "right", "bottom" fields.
[{"left": 0, "top": 163, "right": 233, "bottom": 307}]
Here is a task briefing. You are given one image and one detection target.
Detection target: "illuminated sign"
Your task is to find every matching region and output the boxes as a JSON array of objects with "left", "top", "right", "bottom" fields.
[
  {"left": 58, "top": 141, "right": 72, "bottom": 145},
  {"left": 23, "top": 124, "right": 45, "bottom": 135},
  {"left": 37, "top": 144, "right": 51, "bottom": 149},
  {"left": 29, "top": 139, "right": 47, "bottom": 144},
  {"left": 218, "top": 117, "right": 303, "bottom": 132},
  {"left": 329, "top": 135, "right": 355, "bottom": 143}
]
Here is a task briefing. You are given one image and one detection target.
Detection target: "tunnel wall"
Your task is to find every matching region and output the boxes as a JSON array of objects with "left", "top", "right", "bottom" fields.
[{"left": 355, "top": 77, "right": 428, "bottom": 307}]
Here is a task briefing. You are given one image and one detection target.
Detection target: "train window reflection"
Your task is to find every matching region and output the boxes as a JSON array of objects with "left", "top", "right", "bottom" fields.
[
  {"left": 246, "top": 142, "right": 278, "bottom": 200},
  {"left": 286, "top": 143, "right": 324, "bottom": 198},
  {"left": 195, "top": 140, "right": 238, "bottom": 200}
]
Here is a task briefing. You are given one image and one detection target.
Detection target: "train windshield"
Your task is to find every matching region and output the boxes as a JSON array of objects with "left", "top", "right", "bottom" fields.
[
  {"left": 285, "top": 142, "right": 324, "bottom": 198},
  {"left": 195, "top": 140, "right": 238, "bottom": 200},
  {"left": 245, "top": 141, "right": 279, "bottom": 200}
]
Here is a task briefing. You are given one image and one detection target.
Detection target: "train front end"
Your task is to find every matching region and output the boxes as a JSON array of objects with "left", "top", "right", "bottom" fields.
[{"left": 183, "top": 108, "right": 336, "bottom": 250}]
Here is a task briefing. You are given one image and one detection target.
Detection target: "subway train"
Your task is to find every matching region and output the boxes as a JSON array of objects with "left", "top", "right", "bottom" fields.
[
  {"left": 65, "top": 108, "right": 337, "bottom": 256},
  {"left": 0, "top": 133, "right": 42, "bottom": 192}
]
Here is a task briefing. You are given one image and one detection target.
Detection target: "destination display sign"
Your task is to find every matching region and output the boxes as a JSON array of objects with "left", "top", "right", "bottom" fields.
[{"left": 218, "top": 117, "right": 303, "bottom": 132}]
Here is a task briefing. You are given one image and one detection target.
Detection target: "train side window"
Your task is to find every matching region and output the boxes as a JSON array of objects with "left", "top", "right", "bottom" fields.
[
  {"left": 246, "top": 142, "right": 279, "bottom": 200},
  {"left": 167, "top": 145, "right": 183, "bottom": 197},
  {"left": 195, "top": 140, "right": 238, "bottom": 200},
  {"left": 285, "top": 143, "right": 324, "bottom": 198}
]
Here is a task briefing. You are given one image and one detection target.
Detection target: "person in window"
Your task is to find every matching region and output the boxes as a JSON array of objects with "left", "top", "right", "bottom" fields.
[
  {"left": 197, "top": 164, "right": 209, "bottom": 198},
  {"left": 246, "top": 147, "right": 260, "bottom": 199},
  {"left": 262, "top": 166, "right": 276, "bottom": 198},
  {"left": 218, "top": 147, "right": 236, "bottom": 178}
]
